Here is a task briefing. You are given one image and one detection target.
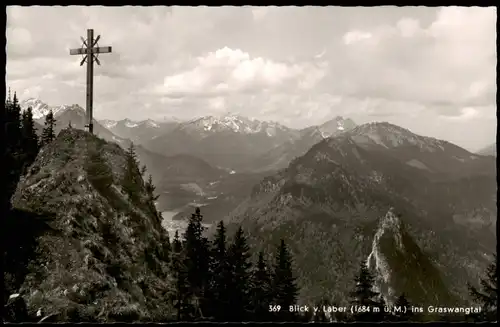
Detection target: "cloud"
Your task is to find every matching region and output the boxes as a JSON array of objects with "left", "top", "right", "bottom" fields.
[
  {"left": 152, "top": 46, "right": 326, "bottom": 98},
  {"left": 334, "top": 6, "right": 496, "bottom": 112},
  {"left": 5, "top": 6, "right": 497, "bottom": 151}
]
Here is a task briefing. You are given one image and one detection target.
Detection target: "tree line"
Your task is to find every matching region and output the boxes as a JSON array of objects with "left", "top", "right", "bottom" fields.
[
  {"left": 4, "top": 90, "right": 58, "bottom": 200},
  {"left": 2, "top": 90, "right": 58, "bottom": 320}
]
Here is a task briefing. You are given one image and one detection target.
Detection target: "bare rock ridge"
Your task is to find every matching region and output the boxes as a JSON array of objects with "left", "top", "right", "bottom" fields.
[
  {"left": 10, "top": 128, "right": 173, "bottom": 322},
  {"left": 367, "top": 208, "right": 453, "bottom": 306}
]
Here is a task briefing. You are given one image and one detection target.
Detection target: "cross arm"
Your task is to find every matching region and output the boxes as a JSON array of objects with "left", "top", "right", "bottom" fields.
[{"left": 69, "top": 46, "right": 112, "bottom": 55}]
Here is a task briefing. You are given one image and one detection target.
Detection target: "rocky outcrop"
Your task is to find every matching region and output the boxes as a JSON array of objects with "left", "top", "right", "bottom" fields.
[
  {"left": 367, "top": 209, "right": 454, "bottom": 306},
  {"left": 8, "top": 128, "right": 173, "bottom": 322}
]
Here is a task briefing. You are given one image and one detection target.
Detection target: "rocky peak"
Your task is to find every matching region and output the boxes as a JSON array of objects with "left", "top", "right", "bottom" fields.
[
  {"left": 366, "top": 208, "right": 456, "bottom": 307},
  {"left": 10, "top": 128, "right": 173, "bottom": 322}
]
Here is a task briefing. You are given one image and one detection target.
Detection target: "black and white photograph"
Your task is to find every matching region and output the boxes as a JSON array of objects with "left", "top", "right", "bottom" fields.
[{"left": 3, "top": 5, "right": 497, "bottom": 323}]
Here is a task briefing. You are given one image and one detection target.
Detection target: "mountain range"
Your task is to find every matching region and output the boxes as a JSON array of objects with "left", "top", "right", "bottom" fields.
[
  {"left": 222, "top": 122, "right": 496, "bottom": 306},
  {"left": 19, "top": 97, "right": 497, "bottom": 312},
  {"left": 477, "top": 143, "right": 496, "bottom": 157}
]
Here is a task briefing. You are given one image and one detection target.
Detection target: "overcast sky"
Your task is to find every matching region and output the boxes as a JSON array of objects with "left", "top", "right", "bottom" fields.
[{"left": 6, "top": 6, "right": 497, "bottom": 151}]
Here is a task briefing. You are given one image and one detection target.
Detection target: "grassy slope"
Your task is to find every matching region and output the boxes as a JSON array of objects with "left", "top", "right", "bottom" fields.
[{"left": 9, "top": 129, "right": 174, "bottom": 322}]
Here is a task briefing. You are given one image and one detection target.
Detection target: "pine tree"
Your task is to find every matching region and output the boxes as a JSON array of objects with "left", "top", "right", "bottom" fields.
[
  {"left": 226, "top": 226, "right": 252, "bottom": 321},
  {"left": 349, "top": 260, "right": 381, "bottom": 322},
  {"left": 5, "top": 91, "right": 23, "bottom": 203},
  {"left": 250, "top": 251, "right": 273, "bottom": 321},
  {"left": 312, "top": 298, "right": 330, "bottom": 322},
  {"left": 144, "top": 173, "right": 160, "bottom": 216},
  {"left": 171, "top": 230, "right": 192, "bottom": 321},
  {"left": 121, "top": 143, "right": 141, "bottom": 203},
  {"left": 20, "top": 107, "right": 39, "bottom": 174},
  {"left": 391, "top": 293, "right": 414, "bottom": 321},
  {"left": 182, "top": 207, "right": 210, "bottom": 320},
  {"left": 145, "top": 174, "right": 158, "bottom": 202},
  {"left": 373, "top": 294, "right": 388, "bottom": 321},
  {"left": 271, "top": 239, "right": 299, "bottom": 321},
  {"left": 468, "top": 254, "right": 497, "bottom": 321},
  {"left": 208, "top": 221, "right": 230, "bottom": 321},
  {"left": 40, "top": 110, "right": 56, "bottom": 146}
]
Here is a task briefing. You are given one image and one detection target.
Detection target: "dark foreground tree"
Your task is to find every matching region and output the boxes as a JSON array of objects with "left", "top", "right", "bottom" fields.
[
  {"left": 208, "top": 221, "right": 230, "bottom": 321},
  {"left": 4, "top": 91, "right": 23, "bottom": 203},
  {"left": 391, "top": 293, "right": 415, "bottom": 321},
  {"left": 171, "top": 231, "right": 192, "bottom": 321},
  {"left": 20, "top": 107, "right": 40, "bottom": 174},
  {"left": 250, "top": 252, "right": 273, "bottom": 321},
  {"left": 227, "top": 227, "right": 252, "bottom": 321},
  {"left": 349, "top": 260, "right": 383, "bottom": 322},
  {"left": 183, "top": 207, "right": 210, "bottom": 320},
  {"left": 271, "top": 239, "right": 299, "bottom": 321},
  {"left": 468, "top": 254, "right": 497, "bottom": 321},
  {"left": 40, "top": 110, "right": 56, "bottom": 147},
  {"left": 121, "top": 143, "right": 141, "bottom": 203}
]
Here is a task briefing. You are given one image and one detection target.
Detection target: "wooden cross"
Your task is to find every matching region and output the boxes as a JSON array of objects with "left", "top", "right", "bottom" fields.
[{"left": 69, "top": 29, "right": 112, "bottom": 134}]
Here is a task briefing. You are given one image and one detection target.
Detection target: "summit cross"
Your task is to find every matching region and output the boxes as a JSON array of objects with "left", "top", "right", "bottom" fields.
[{"left": 69, "top": 29, "right": 112, "bottom": 134}]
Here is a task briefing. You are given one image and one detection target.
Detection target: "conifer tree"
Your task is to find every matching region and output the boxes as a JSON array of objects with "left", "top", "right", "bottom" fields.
[
  {"left": 349, "top": 260, "right": 381, "bottom": 322},
  {"left": 121, "top": 143, "right": 141, "bottom": 203},
  {"left": 40, "top": 110, "right": 56, "bottom": 146},
  {"left": 468, "top": 254, "right": 497, "bottom": 321},
  {"left": 208, "top": 221, "right": 230, "bottom": 321},
  {"left": 182, "top": 207, "right": 210, "bottom": 320},
  {"left": 226, "top": 226, "right": 252, "bottom": 321},
  {"left": 312, "top": 298, "right": 330, "bottom": 322},
  {"left": 171, "top": 230, "right": 192, "bottom": 321},
  {"left": 144, "top": 174, "right": 160, "bottom": 215},
  {"left": 250, "top": 251, "right": 273, "bottom": 321},
  {"left": 20, "top": 107, "right": 40, "bottom": 174},
  {"left": 5, "top": 91, "right": 23, "bottom": 203},
  {"left": 145, "top": 174, "right": 158, "bottom": 202},
  {"left": 271, "top": 239, "right": 299, "bottom": 321},
  {"left": 391, "top": 293, "right": 414, "bottom": 321}
]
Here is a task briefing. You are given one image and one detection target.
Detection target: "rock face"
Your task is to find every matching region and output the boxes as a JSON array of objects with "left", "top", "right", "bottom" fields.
[
  {"left": 366, "top": 209, "right": 454, "bottom": 306},
  {"left": 9, "top": 128, "right": 173, "bottom": 322},
  {"left": 224, "top": 122, "right": 496, "bottom": 308}
]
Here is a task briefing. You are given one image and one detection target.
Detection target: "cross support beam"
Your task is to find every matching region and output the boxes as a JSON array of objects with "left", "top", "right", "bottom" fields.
[
  {"left": 69, "top": 29, "right": 112, "bottom": 134},
  {"left": 69, "top": 46, "right": 112, "bottom": 55}
]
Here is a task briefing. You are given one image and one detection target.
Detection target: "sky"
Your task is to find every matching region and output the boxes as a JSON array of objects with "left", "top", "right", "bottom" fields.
[{"left": 6, "top": 6, "right": 497, "bottom": 151}]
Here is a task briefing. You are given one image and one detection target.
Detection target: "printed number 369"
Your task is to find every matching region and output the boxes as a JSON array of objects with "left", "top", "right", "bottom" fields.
[{"left": 269, "top": 305, "right": 281, "bottom": 312}]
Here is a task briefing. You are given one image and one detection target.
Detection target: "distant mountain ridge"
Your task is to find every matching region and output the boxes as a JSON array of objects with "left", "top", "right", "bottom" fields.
[
  {"left": 476, "top": 143, "right": 496, "bottom": 157},
  {"left": 248, "top": 116, "right": 357, "bottom": 172},
  {"left": 143, "top": 113, "right": 304, "bottom": 171},
  {"left": 100, "top": 118, "right": 179, "bottom": 145},
  {"left": 223, "top": 121, "right": 496, "bottom": 307}
]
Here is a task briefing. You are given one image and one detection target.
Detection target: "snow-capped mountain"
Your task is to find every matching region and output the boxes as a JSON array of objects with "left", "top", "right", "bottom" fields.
[
  {"left": 20, "top": 97, "right": 86, "bottom": 120},
  {"left": 100, "top": 118, "right": 179, "bottom": 145},
  {"left": 144, "top": 113, "right": 301, "bottom": 170},
  {"left": 181, "top": 113, "right": 294, "bottom": 137},
  {"left": 314, "top": 116, "right": 357, "bottom": 138},
  {"left": 20, "top": 98, "right": 55, "bottom": 119},
  {"left": 248, "top": 116, "right": 357, "bottom": 172}
]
